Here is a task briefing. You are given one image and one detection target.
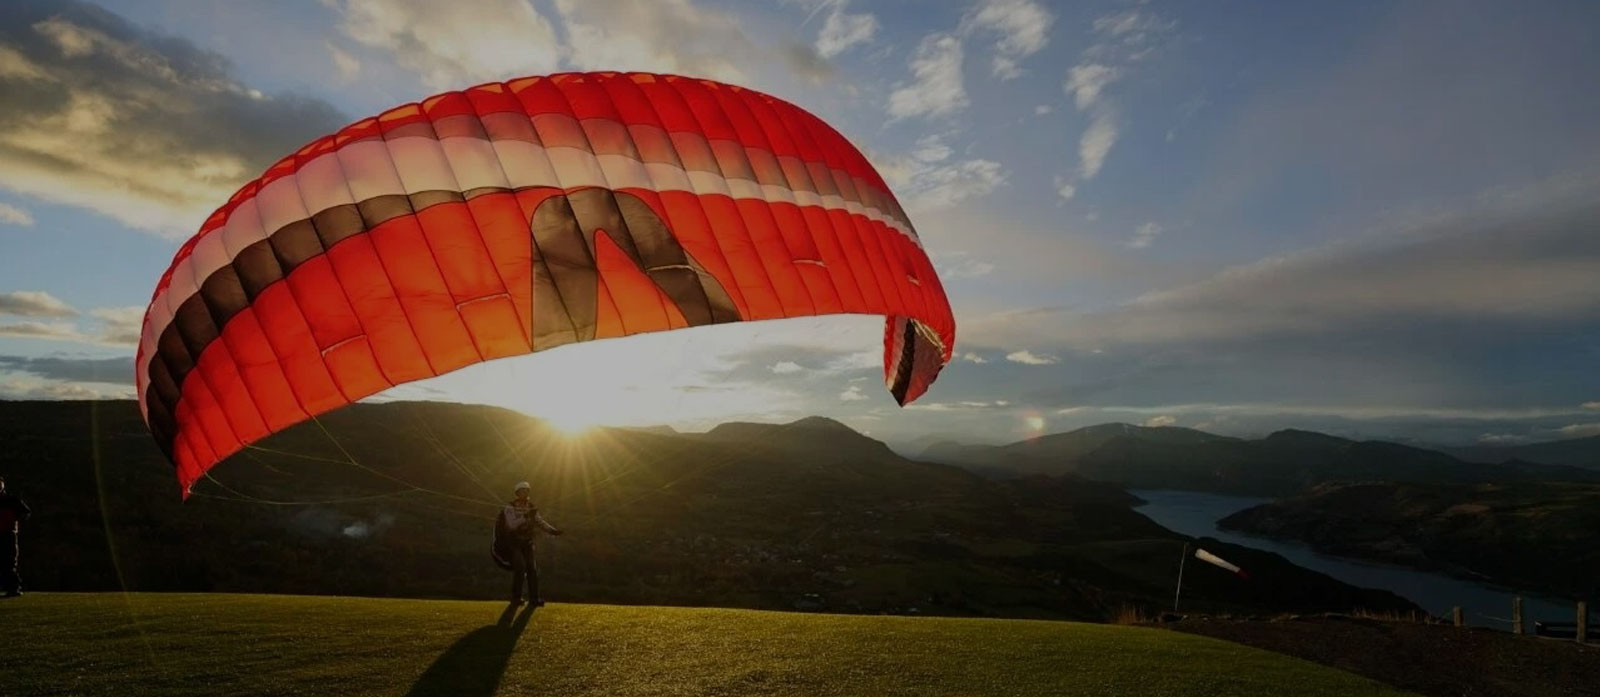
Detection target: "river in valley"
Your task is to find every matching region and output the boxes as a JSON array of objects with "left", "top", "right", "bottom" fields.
[{"left": 1128, "top": 488, "right": 1579, "bottom": 631}]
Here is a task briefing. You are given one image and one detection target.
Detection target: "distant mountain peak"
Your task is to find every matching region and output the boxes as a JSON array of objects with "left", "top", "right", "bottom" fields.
[
  {"left": 784, "top": 415, "right": 858, "bottom": 432},
  {"left": 1264, "top": 429, "right": 1352, "bottom": 445}
]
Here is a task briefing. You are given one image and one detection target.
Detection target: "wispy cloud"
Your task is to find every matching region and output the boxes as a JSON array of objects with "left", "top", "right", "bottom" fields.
[
  {"left": 1006, "top": 350, "right": 1058, "bottom": 365},
  {"left": 907, "top": 399, "right": 1012, "bottom": 412},
  {"left": 961, "top": 0, "right": 1054, "bottom": 80},
  {"left": 1065, "top": 63, "right": 1120, "bottom": 110},
  {"left": 1557, "top": 423, "right": 1600, "bottom": 438},
  {"left": 0, "top": 300, "right": 140, "bottom": 346},
  {"left": 874, "top": 134, "right": 1005, "bottom": 212},
  {"left": 1055, "top": 8, "right": 1176, "bottom": 194},
  {"left": 887, "top": 33, "right": 967, "bottom": 120},
  {"left": 813, "top": 0, "right": 877, "bottom": 58},
  {"left": 1477, "top": 433, "right": 1529, "bottom": 445},
  {"left": 0, "top": 321, "right": 82, "bottom": 341},
  {"left": 0, "top": 290, "right": 76, "bottom": 318},
  {"left": 556, "top": 0, "right": 765, "bottom": 84},
  {"left": 0, "top": 202, "right": 33, "bottom": 226},
  {"left": 89, "top": 306, "right": 143, "bottom": 346},
  {"left": 1077, "top": 111, "right": 1120, "bottom": 181},
  {"left": 932, "top": 251, "right": 996, "bottom": 279},
  {"left": 1129, "top": 222, "right": 1163, "bottom": 249},
  {"left": 326, "top": 41, "right": 360, "bottom": 82},
  {"left": 0, "top": 354, "right": 131, "bottom": 383},
  {"left": 770, "top": 361, "right": 804, "bottom": 374},
  {"left": 332, "top": 0, "right": 563, "bottom": 89},
  {"left": 0, "top": 377, "right": 131, "bottom": 400},
  {"left": 839, "top": 384, "right": 868, "bottom": 401},
  {"left": 1143, "top": 415, "right": 1176, "bottom": 427}
]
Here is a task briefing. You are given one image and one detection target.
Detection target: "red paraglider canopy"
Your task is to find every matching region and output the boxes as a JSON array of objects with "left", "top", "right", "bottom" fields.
[{"left": 135, "top": 71, "right": 956, "bottom": 496}]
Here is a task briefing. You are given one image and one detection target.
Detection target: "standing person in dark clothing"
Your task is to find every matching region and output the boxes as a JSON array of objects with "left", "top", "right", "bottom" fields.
[
  {"left": 0, "top": 475, "right": 31, "bottom": 598},
  {"left": 499, "top": 481, "right": 561, "bottom": 606}
]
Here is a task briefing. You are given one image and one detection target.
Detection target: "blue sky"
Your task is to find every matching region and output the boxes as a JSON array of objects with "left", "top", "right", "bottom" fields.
[{"left": 3, "top": 0, "right": 1600, "bottom": 449}]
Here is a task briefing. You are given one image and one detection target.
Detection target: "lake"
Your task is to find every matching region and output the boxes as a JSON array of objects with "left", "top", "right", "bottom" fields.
[{"left": 1128, "top": 488, "right": 1578, "bottom": 631}]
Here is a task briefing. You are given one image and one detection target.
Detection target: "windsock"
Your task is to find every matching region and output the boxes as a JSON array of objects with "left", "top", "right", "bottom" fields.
[{"left": 1195, "top": 548, "right": 1249, "bottom": 580}]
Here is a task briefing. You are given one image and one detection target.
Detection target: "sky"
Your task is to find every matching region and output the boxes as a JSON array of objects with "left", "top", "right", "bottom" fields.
[{"left": 2, "top": 0, "right": 1600, "bottom": 450}]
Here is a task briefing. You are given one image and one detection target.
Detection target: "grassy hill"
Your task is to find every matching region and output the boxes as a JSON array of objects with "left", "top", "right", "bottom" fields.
[
  {"left": 1218, "top": 481, "right": 1600, "bottom": 599},
  {"left": 0, "top": 399, "right": 1415, "bottom": 619},
  {"left": 0, "top": 593, "right": 1414, "bottom": 697}
]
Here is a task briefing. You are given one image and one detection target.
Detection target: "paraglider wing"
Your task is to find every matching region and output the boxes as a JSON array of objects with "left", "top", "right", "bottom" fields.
[{"left": 135, "top": 72, "right": 955, "bottom": 497}]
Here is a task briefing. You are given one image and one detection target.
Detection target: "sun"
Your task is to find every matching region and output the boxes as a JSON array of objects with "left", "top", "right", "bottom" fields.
[
  {"left": 539, "top": 409, "right": 604, "bottom": 437},
  {"left": 1025, "top": 415, "right": 1046, "bottom": 432}
]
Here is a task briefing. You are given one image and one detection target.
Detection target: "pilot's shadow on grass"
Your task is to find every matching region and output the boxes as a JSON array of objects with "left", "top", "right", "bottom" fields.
[{"left": 406, "top": 604, "right": 537, "bottom": 697}]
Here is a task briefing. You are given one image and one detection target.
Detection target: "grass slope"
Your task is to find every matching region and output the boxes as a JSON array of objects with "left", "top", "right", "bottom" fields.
[{"left": 0, "top": 594, "right": 1413, "bottom": 696}]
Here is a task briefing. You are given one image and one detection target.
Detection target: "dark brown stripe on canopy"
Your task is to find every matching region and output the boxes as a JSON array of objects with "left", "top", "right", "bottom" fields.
[{"left": 142, "top": 188, "right": 504, "bottom": 465}]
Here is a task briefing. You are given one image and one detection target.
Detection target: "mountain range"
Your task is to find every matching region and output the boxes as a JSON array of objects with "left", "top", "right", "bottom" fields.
[
  {"left": 0, "top": 399, "right": 1413, "bottom": 620},
  {"left": 918, "top": 424, "right": 1600, "bottom": 496}
]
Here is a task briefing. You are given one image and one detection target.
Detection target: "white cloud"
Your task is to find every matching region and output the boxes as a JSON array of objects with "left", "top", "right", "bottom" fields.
[
  {"left": 89, "top": 306, "right": 143, "bottom": 347},
  {"left": 1006, "top": 350, "right": 1058, "bottom": 365},
  {"left": 0, "top": 321, "right": 81, "bottom": 341},
  {"left": 1143, "top": 415, "right": 1176, "bottom": 427},
  {"left": 1090, "top": 11, "right": 1177, "bottom": 47},
  {"left": 1477, "top": 433, "right": 1529, "bottom": 445},
  {"left": 875, "top": 134, "right": 1007, "bottom": 213},
  {"left": 556, "top": 0, "right": 761, "bottom": 83},
  {"left": 1583, "top": 401, "right": 1600, "bottom": 411},
  {"left": 1078, "top": 111, "right": 1119, "bottom": 179},
  {"left": 770, "top": 361, "right": 804, "bottom": 374},
  {"left": 1557, "top": 423, "right": 1600, "bottom": 439},
  {"left": 335, "top": 0, "right": 564, "bottom": 89},
  {"left": 907, "top": 400, "right": 1011, "bottom": 412},
  {"left": 888, "top": 33, "right": 967, "bottom": 120},
  {"left": 824, "top": 350, "right": 879, "bottom": 373},
  {"left": 0, "top": 355, "right": 131, "bottom": 384},
  {"left": 1065, "top": 63, "right": 1120, "bottom": 110},
  {"left": 904, "top": 159, "right": 1005, "bottom": 212},
  {"left": 814, "top": 1, "right": 878, "bottom": 58},
  {"left": 0, "top": 301, "right": 140, "bottom": 347},
  {"left": 0, "top": 377, "right": 131, "bottom": 401},
  {"left": 959, "top": 352, "right": 988, "bottom": 364},
  {"left": 962, "top": 0, "right": 1054, "bottom": 80},
  {"left": 1130, "top": 222, "right": 1163, "bottom": 249},
  {"left": 1034, "top": 104, "right": 1052, "bottom": 116},
  {"left": 910, "top": 133, "right": 954, "bottom": 164},
  {"left": 932, "top": 251, "right": 996, "bottom": 279},
  {"left": 0, "top": 291, "right": 76, "bottom": 318},
  {"left": 1053, "top": 176, "right": 1076, "bottom": 201},
  {"left": 0, "top": 202, "right": 34, "bottom": 226},
  {"left": 1056, "top": 9, "right": 1174, "bottom": 192},
  {"left": 327, "top": 42, "right": 361, "bottom": 81},
  {"left": 839, "top": 384, "right": 868, "bottom": 401}
]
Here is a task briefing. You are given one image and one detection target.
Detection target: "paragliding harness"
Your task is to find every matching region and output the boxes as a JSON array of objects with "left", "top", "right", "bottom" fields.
[
  {"left": 491, "top": 507, "right": 514, "bottom": 570},
  {"left": 490, "top": 505, "right": 537, "bottom": 571}
]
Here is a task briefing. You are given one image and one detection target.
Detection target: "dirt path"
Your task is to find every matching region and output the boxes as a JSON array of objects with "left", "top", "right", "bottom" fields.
[{"left": 1168, "top": 615, "right": 1600, "bottom": 697}]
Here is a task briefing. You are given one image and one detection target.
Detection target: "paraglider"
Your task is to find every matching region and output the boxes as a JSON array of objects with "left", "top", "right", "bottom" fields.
[{"left": 134, "top": 72, "right": 956, "bottom": 496}]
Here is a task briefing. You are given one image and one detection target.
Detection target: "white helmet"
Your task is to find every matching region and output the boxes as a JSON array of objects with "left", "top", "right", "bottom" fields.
[{"left": 514, "top": 481, "right": 531, "bottom": 493}]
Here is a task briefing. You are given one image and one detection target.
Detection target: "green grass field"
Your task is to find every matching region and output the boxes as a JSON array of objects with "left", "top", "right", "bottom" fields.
[{"left": 0, "top": 594, "right": 1414, "bottom": 696}]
